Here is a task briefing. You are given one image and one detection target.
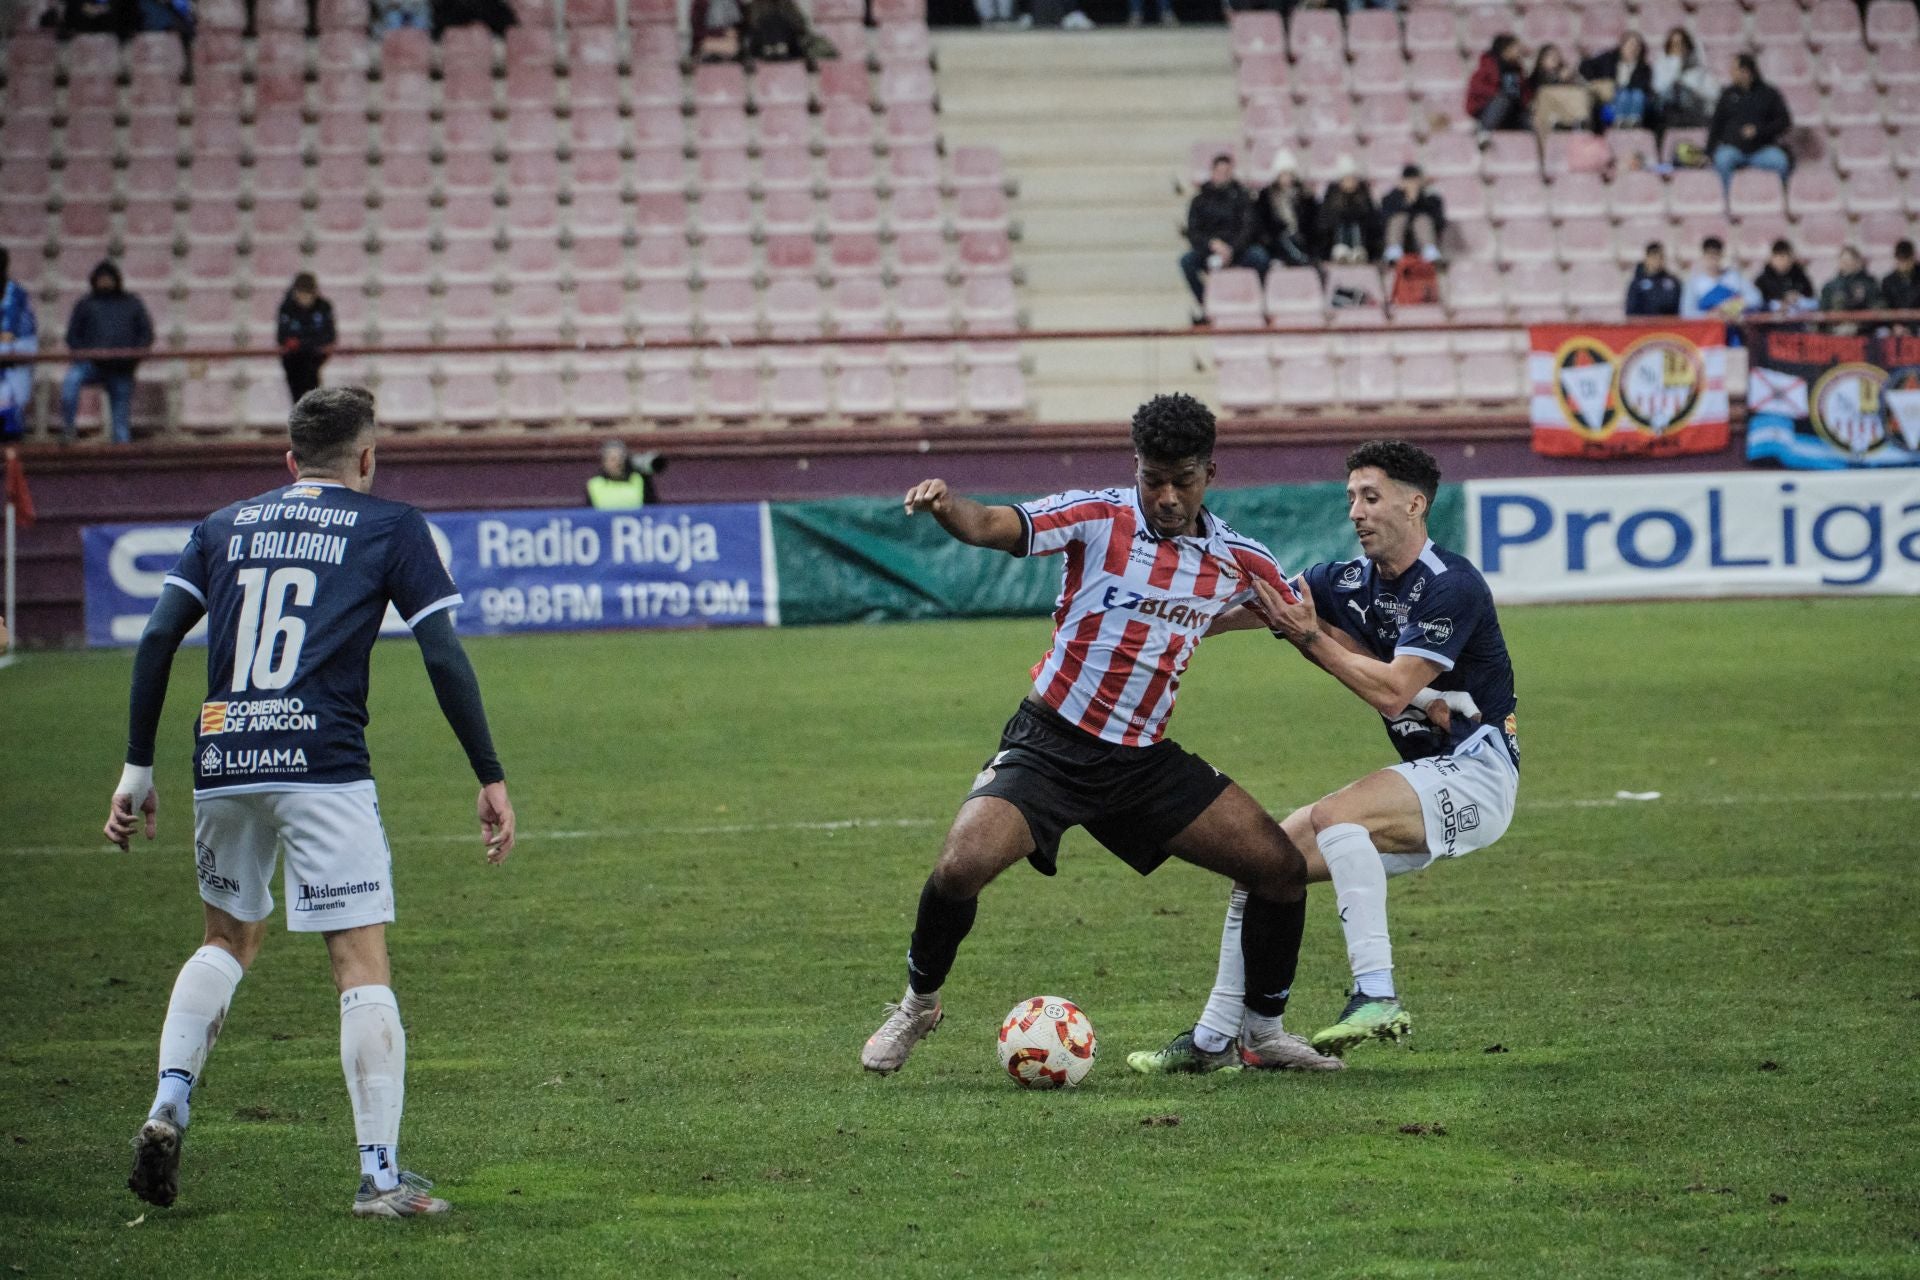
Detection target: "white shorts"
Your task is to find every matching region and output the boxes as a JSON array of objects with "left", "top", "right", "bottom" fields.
[
  {"left": 191, "top": 783, "right": 396, "bottom": 932},
  {"left": 1381, "top": 724, "right": 1518, "bottom": 877}
]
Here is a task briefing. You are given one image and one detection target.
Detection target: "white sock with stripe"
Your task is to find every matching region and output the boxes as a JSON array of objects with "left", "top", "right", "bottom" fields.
[
  {"left": 340, "top": 985, "right": 406, "bottom": 1191},
  {"left": 1320, "top": 823, "right": 1396, "bottom": 999},
  {"left": 1193, "top": 887, "right": 1248, "bottom": 1052},
  {"left": 152, "top": 945, "right": 245, "bottom": 1127}
]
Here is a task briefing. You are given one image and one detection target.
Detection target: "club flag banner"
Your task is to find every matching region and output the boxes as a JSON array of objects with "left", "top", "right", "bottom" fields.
[
  {"left": 1528, "top": 322, "right": 1731, "bottom": 458},
  {"left": 82, "top": 503, "right": 778, "bottom": 647},
  {"left": 1744, "top": 328, "right": 1920, "bottom": 469}
]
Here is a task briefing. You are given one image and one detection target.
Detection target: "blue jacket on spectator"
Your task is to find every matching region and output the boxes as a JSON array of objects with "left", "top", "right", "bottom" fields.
[{"left": 1625, "top": 262, "right": 1682, "bottom": 316}]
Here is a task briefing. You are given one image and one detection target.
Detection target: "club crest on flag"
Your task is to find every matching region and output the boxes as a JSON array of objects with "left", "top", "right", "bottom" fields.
[{"left": 1530, "top": 323, "right": 1727, "bottom": 459}]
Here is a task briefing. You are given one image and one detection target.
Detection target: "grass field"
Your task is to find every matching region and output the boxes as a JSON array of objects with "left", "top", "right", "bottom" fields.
[{"left": 2, "top": 599, "right": 1917, "bottom": 1278}]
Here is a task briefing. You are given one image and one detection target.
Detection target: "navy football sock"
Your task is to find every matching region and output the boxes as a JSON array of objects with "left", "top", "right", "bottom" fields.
[
  {"left": 906, "top": 877, "right": 978, "bottom": 996},
  {"left": 1240, "top": 892, "right": 1306, "bottom": 1018}
]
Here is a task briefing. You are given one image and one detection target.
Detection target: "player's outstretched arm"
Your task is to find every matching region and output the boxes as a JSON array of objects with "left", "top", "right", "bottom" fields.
[
  {"left": 105, "top": 585, "right": 206, "bottom": 850},
  {"left": 1251, "top": 576, "right": 1439, "bottom": 718},
  {"left": 411, "top": 610, "right": 515, "bottom": 863},
  {"left": 903, "top": 479, "right": 1026, "bottom": 554}
]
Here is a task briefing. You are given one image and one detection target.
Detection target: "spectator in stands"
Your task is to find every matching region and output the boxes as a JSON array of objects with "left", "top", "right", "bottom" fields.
[
  {"left": 1653, "top": 28, "right": 1717, "bottom": 128},
  {"left": 1879, "top": 240, "right": 1919, "bottom": 312},
  {"left": 1530, "top": 44, "right": 1594, "bottom": 138},
  {"left": 1317, "top": 155, "right": 1381, "bottom": 265},
  {"left": 136, "top": 0, "right": 192, "bottom": 39},
  {"left": 60, "top": 0, "right": 136, "bottom": 37},
  {"left": 1819, "top": 246, "right": 1882, "bottom": 314},
  {"left": 1180, "top": 154, "right": 1268, "bottom": 315},
  {"left": 1580, "top": 32, "right": 1652, "bottom": 130},
  {"left": 60, "top": 260, "right": 153, "bottom": 445},
  {"left": 433, "top": 0, "right": 516, "bottom": 37},
  {"left": 1708, "top": 53, "right": 1792, "bottom": 187},
  {"left": 1625, "top": 240, "right": 1682, "bottom": 316},
  {"left": 1680, "top": 236, "right": 1761, "bottom": 320},
  {"left": 0, "top": 248, "right": 38, "bottom": 442},
  {"left": 1754, "top": 238, "right": 1816, "bottom": 313},
  {"left": 1379, "top": 164, "right": 1444, "bottom": 266},
  {"left": 276, "top": 272, "right": 336, "bottom": 404},
  {"left": 373, "top": 0, "right": 430, "bottom": 30},
  {"left": 744, "top": 0, "right": 832, "bottom": 61},
  {"left": 691, "top": 0, "right": 742, "bottom": 59},
  {"left": 1125, "top": 0, "right": 1173, "bottom": 28},
  {"left": 1466, "top": 33, "right": 1533, "bottom": 147},
  {"left": 585, "top": 441, "right": 664, "bottom": 509},
  {"left": 1255, "top": 150, "right": 1319, "bottom": 269}
]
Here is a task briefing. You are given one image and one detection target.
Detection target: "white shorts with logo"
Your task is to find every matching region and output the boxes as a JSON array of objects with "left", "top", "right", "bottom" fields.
[
  {"left": 1380, "top": 724, "right": 1518, "bottom": 878},
  {"left": 191, "top": 782, "right": 396, "bottom": 932}
]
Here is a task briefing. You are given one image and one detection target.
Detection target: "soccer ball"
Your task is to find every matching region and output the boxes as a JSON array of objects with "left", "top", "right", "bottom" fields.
[{"left": 996, "top": 996, "right": 1096, "bottom": 1089}]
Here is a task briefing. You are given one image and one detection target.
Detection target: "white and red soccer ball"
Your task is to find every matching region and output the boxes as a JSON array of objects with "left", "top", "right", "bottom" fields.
[{"left": 996, "top": 996, "right": 1096, "bottom": 1088}]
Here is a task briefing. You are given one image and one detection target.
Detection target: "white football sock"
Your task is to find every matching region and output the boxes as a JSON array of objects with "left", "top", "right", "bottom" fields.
[
  {"left": 340, "top": 985, "right": 406, "bottom": 1191},
  {"left": 151, "top": 945, "right": 244, "bottom": 1127},
  {"left": 901, "top": 987, "right": 938, "bottom": 1016},
  {"left": 1193, "top": 887, "right": 1248, "bottom": 1052},
  {"left": 1320, "top": 823, "right": 1396, "bottom": 998}
]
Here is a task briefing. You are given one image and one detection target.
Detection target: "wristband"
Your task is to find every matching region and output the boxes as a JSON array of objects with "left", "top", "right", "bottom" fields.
[
  {"left": 1409, "top": 688, "right": 1441, "bottom": 712},
  {"left": 116, "top": 763, "right": 155, "bottom": 799}
]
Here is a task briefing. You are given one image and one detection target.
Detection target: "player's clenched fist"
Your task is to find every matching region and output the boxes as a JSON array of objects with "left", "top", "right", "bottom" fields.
[{"left": 903, "top": 479, "right": 950, "bottom": 515}]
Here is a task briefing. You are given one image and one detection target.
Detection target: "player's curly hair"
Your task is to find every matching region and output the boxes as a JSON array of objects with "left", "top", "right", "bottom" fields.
[
  {"left": 1346, "top": 439, "right": 1441, "bottom": 505},
  {"left": 289, "top": 386, "right": 377, "bottom": 471},
  {"left": 1130, "top": 393, "right": 1216, "bottom": 464}
]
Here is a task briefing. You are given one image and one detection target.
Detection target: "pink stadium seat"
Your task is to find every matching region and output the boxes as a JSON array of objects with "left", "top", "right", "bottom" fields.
[
  {"left": 954, "top": 231, "right": 1011, "bottom": 280},
  {"left": 1356, "top": 95, "right": 1416, "bottom": 146},
  {"left": 826, "top": 188, "right": 882, "bottom": 236},
  {"left": 1605, "top": 169, "right": 1662, "bottom": 221},
  {"left": 1506, "top": 260, "right": 1567, "bottom": 322},
  {"left": 1443, "top": 260, "right": 1504, "bottom": 322},
  {"left": 1216, "top": 355, "right": 1275, "bottom": 414},
  {"left": 1487, "top": 174, "right": 1550, "bottom": 223},
  {"left": 760, "top": 145, "right": 816, "bottom": 196},
  {"left": 1729, "top": 169, "right": 1788, "bottom": 220},
  {"left": 890, "top": 230, "right": 946, "bottom": 280},
  {"left": 1334, "top": 353, "right": 1395, "bottom": 408},
  {"left": 505, "top": 108, "right": 561, "bottom": 155},
  {"left": 1206, "top": 268, "right": 1267, "bottom": 330},
  {"left": 699, "top": 147, "right": 753, "bottom": 194},
  {"left": 569, "top": 361, "right": 635, "bottom": 423},
  {"left": 1401, "top": 7, "right": 1456, "bottom": 54},
  {"left": 756, "top": 105, "right": 812, "bottom": 153},
  {"left": 1858, "top": 209, "right": 1910, "bottom": 259},
  {"left": 894, "top": 275, "right": 954, "bottom": 336},
  {"left": 834, "top": 362, "right": 894, "bottom": 419},
  {"left": 1350, "top": 47, "right": 1409, "bottom": 99},
  {"left": 884, "top": 103, "right": 940, "bottom": 151},
  {"left": 1868, "top": 0, "right": 1920, "bottom": 47},
  {"left": 964, "top": 363, "right": 1026, "bottom": 419},
  {"left": 1667, "top": 169, "right": 1726, "bottom": 217},
  {"left": 899, "top": 361, "right": 960, "bottom": 420},
  {"left": 961, "top": 275, "right": 1018, "bottom": 334},
  {"left": 1566, "top": 260, "right": 1624, "bottom": 316},
  {"left": 1344, "top": 8, "right": 1399, "bottom": 55},
  {"left": 628, "top": 233, "right": 685, "bottom": 281},
  {"left": 633, "top": 146, "right": 689, "bottom": 194},
  {"left": 1821, "top": 84, "right": 1883, "bottom": 129},
  {"left": 751, "top": 61, "right": 810, "bottom": 111},
  {"left": 700, "top": 278, "right": 758, "bottom": 340},
  {"left": 1807, "top": 0, "right": 1863, "bottom": 48},
  {"left": 818, "top": 59, "right": 873, "bottom": 105},
  {"left": 1230, "top": 10, "right": 1283, "bottom": 58},
  {"left": 1456, "top": 351, "right": 1522, "bottom": 406},
  {"left": 1263, "top": 267, "right": 1323, "bottom": 323},
  {"left": 250, "top": 105, "right": 305, "bottom": 159},
  {"left": 639, "top": 365, "right": 698, "bottom": 422},
  {"left": 830, "top": 232, "right": 884, "bottom": 279},
  {"left": 1482, "top": 132, "right": 1540, "bottom": 180},
  {"left": 1847, "top": 165, "right": 1906, "bottom": 216},
  {"left": 572, "top": 279, "right": 631, "bottom": 343},
  {"left": 886, "top": 184, "right": 944, "bottom": 237},
  {"left": 697, "top": 232, "right": 755, "bottom": 284},
  {"left": 1421, "top": 132, "right": 1481, "bottom": 182},
  {"left": 503, "top": 231, "right": 560, "bottom": 281},
  {"left": 508, "top": 148, "right": 562, "bottom": 194},
  {"left": 766, "top": 232, "right": 821, "bottom": 282},
  {"left": 1820, "top": 43, "right": 1877, "bottom": 91},
  {"left": 503, "top": 364, "right": 565, "bottom": 424},
  {"left": 1288, "top": 7, "right": 1342, "bottom": 62},
  {"left": 766, "top": 360, "right": 831, "bottom": 421},
  {"left": 1407, "top": 48, "right": 1468, "bottom": 102},
  {"left": 827, "top": 279, "right": 889, "bottom": 343},
  {"left": 702, "top": 363, "right": 763, "bottom": 423},
  {"left": 758, "top": 189, "right": 816, "bottom": 238},
  {"left": 692, "top": 62, "right": 748, "bottom": 110},
  {"left": 1499, "top": 217, "right": 1558, "bottom": 264},
  {"left": 1787, "top": 166, "right": 1843, "bottom": 218},
  {"left": 952, "top": 186, "right": 1009, "bottom": 235},
  {"left": 1267, "top": 354, "right": 1332, "bottom": 412},
  {"left": 566, "top": 0, "right": 618, "bottom": 26},
  {"left": 1834, "top": 124, "right": 1892, "bottom": 175},
  {"left": 1547, "top": 172, "right": 1607, "bottom": 222},
  {"left": 387, "top": 104, "right": 440, "bottom": 154},
  {"left": 1289, "top": 54, "right": 1349, "bottom": 103},
  {"left": 820, "top": 100, "right": 876, "bottom": 150},
  {"left": 121, "top": 195, "right": 177, "bottom": 245},
  {"left": 1236, "top": 52, "right": 1289, "bottom": 106},
  {"left": 1762, "top": 44, "right": 1816, "bottom": 89},
  {"left": 763, "top": 278, "right": 824, "bottom": 341},
  {"left": 631, "top": 63, "right": 685, "bottom": 111},
  {"left": 1394, "top": 353, "right": 1459, "bottom": 408},
  {"left": 877, "top": 63, "right": 936, "bottom": 110},
  {"left": 1556, "top": 216, "right": 1614, "bottom": 265},
  {"left": 874, "top": 20, "right": 931, "bottom": 68}
]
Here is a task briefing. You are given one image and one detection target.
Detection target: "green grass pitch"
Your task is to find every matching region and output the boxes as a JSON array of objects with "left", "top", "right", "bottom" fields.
[{"left": 1, "top": 599, "right": 1916, "bottom": 1278}]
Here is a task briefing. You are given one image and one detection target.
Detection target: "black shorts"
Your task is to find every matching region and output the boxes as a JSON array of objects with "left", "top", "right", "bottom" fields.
[{"left": 966, "top": 698, "right": 1234, "bottom": 877}]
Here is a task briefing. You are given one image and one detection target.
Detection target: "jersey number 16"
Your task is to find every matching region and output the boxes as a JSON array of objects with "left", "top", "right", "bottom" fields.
[{"left": 231, "top": 566, "right": 317, "bottom": 693}]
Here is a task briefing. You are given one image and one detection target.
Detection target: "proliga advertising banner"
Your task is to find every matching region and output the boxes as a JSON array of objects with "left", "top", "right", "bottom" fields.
[
  {"left": 1465, "top": 471, "right": 1920, "bottom": 602},
  {"left": 83, "top": 502, "right": 778, "bottom": 647},
  {"left": 1528, "top": 321, "right": 1730, "bottom": 458},
  {"left": 1745, "top": 328, "right": 1920, "bottom": 469}
]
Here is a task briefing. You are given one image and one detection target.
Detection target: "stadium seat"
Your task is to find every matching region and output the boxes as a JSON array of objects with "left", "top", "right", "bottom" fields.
[
  {"left": 830, "top": 276, "right": 889, "bottom": 337},
  {"left": 826, "top": 189, "right": 883, "bottom": 236},
  {"left": 697, "top": 232, "right": 756, "bottom": 284},
  {"left": 1505, "top": 260, "right": 1567, "bottom": 322},
  {"left": 830, "top": 232, "right": 884, "bottom": 279},
  {"left": 1443, "top": 261, "right": 1505, "bottom": 323},
  {"left": 571, "top": 279, "right": 631, "bottom": 343},
  {"left": 760, "top": 145, "right": 817, "bottom": 196},
  {"left": 1229, "top": 10, "right": 1283, "bottom": 58},
  {"left": 1807, "top": 0, "right": 1863, "bottom": 49},
  {"left": 1487, "top": 175, "right": 1550, "bottom": 224},
  {"left": 899, "top": 361, "right": 960, "bottom": 420},
  {"left": 1547, "top": 172, "right": 1607, "bottom": 223},
  {"left": 505, "top": 364, "right": 566, "bottom": 425},
  {"left": 1273, "top": 354, "right": 1336, "bottom": 412},
  {"left": 1216, "top": 354, "right": 1274, "bottom": 414},
  {"left": 1456, "top": 351, "right": 1523, "bottom": 407},
  {"left": 439, "top": 359, "right": 505, "bottom": 426},
  {"left": 569, "top": 361, "right": 635, "bottom": 424},
  {"left": 1555, "top": 216, "right": 1614, "bottom": 265},
  {"left": 1498, "top": 218, "right": 1558, "bottom": 264},
  {"left": 961, "top": 275, "right": 1018, "bottom": 334},
  {"left": 1667, "top": 169, "right": 1726, "bottom": 218},
  {"left": 763, "top": 278, "right": 825, "bottom": 341},
  {"left": 1868, "top": 0, "right": 1920, "bottom": 47}
]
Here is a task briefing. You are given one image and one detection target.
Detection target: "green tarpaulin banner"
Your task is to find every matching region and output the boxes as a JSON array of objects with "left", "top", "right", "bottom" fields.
[{"left": 770, "top": 483, "right": 1465, "bottom": 626}]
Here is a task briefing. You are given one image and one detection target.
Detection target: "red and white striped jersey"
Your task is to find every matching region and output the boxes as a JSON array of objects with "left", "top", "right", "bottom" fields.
[{"left": 1015, "top": 487, "right": 1289, "bottom": 746}]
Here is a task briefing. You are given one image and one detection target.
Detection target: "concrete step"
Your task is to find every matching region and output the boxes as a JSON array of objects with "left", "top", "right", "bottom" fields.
[
  {"left": 933, "top": 29, "right": 1234, "bottom": 78},
  {"left": 958, "top": 119, "right": 1239, "bottom": 168},
  {"left": 1019, "top": 247, "right": 1194, "bottom": 294},
  {"left": 1016, "top": 206, "right": 1180, "bottom": 254},
  {"left": 1027, "top": 293, "right": 1195, "bottom": 330},
  {"left": 1012, "top": 165, "right": 1188, "bottom": 209},
  {"left": 939, "top": 80, "right": 1238, "bottom": 124}
]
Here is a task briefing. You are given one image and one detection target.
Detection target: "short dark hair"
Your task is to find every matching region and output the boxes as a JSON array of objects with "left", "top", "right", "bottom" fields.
[
  {"left": 1346, "top": 439, "right": 1441, "bottom": 507},
  {"left": 1400, "top": 163, "right": 1423, "bottom": 180},
  {"left": 1896, "top": 239, "right": 1915, "bottom": 260},
  {"left": 289, "top": 386, "right": 376, "bottom": 470},
  {"left": 1702, "top": 236, "right": 1724, "bottom": 253},
  {"left": 1645, "top": 240, "right": 1665, "bottom": 255},
  {"left": 1211, "top": 152, "right": 1234, "bottom": 168},
  {"left": 1770, "top": 238, "right": 1794, "bottom": 256},
  {"left": 1131, "top": 393, "right": 1216, "bottom": 464},
  {"left": 291, "top": 271, "right": 318, "bottom": 293},
  {"left": 1735, "top": 52, "right": 1759, "bottom": 78}
]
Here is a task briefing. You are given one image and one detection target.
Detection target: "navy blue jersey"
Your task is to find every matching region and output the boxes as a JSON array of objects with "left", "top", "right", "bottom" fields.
[
  {"left": 163, "top": 481, "right": 461, "bottom": 793},
  {"left": 1303, "top": 540, "right": 1519, "bottom": 768}
]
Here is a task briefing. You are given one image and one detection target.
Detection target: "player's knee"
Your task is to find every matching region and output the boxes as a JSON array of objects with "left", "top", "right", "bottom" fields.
[
  {"left": 1308, "top": 797, "right": 1354, "bottom": 835},
  {"left": 930, "top": 847, "right": 989, "bottom": 899}
]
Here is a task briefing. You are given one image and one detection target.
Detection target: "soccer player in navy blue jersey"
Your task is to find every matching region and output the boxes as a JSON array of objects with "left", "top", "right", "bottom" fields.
[
  {"left": 1129, "top": 439, "right": 1521, "bottom": 1072},
  {"left": 104, "top": 387, "right": 515, "bottom": 1217}
]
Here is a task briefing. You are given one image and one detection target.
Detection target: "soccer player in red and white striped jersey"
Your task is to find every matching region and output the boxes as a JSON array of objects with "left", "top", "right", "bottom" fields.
[{"left": 860, "top": 394, "right": 1342, "bottom": 1076}]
